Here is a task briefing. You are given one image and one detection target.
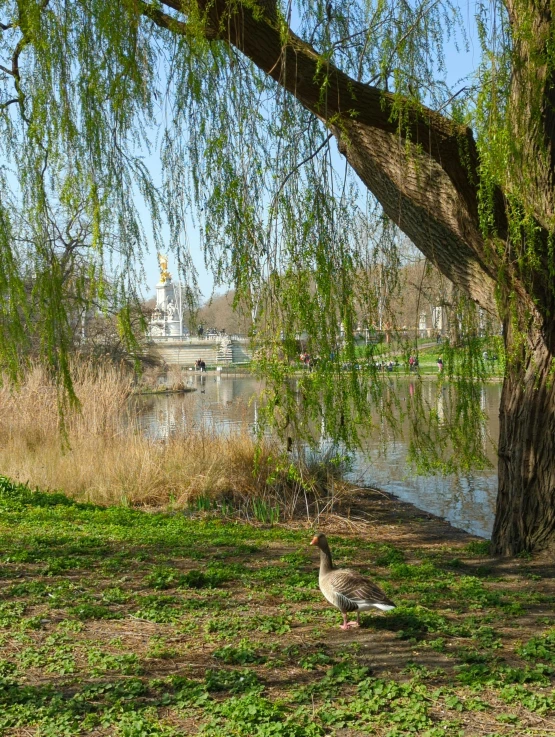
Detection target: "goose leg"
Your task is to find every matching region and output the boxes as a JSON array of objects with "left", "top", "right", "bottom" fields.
[{"left": 340, "top": 612, "right": 359, "bottom": 630}]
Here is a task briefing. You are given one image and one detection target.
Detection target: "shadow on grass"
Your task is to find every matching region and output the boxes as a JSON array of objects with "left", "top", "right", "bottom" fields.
[{"left": 364, "top": 611, "right": 437, "bottom": 640}]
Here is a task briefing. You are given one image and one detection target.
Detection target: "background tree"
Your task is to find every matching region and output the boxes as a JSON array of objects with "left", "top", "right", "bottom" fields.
[
  {"left": 0, "top": 0, "right": 553, "bottom": 554},
  {"left": 194, "top": 290, "right": 253, "bottom": 335},
  {"left": 3, "top": 194, "right": 152, "bottom": 386}
]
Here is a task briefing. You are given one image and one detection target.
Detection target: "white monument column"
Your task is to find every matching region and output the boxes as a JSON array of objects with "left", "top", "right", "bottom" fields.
[{"left": 151, "top": 255, "right": 181, "bottom": 337}]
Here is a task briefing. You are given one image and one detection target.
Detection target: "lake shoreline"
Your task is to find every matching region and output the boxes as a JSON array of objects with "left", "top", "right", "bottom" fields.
[
  {"left": 347, "top": 482, "right": 488, "bottom": 543},
  {"left": 138, "top": 480, "right": 487, "bottom": 547}
]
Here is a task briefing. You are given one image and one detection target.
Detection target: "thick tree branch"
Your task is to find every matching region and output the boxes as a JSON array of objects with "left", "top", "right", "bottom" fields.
[
  {"left": 160, "top": 0, "right": 470, "bottom": 171},
  {"left": 148, "top": 0, "right": 506, "bottom": 312}
]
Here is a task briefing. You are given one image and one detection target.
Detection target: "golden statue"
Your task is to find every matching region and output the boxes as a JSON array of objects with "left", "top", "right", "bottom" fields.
[{"left": 158, "top": 253, "right": 171, "bottom": 283}]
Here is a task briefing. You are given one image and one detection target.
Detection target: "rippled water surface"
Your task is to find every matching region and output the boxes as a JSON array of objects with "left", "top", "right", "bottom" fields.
[{"left": 133, "top": 372, "right": 501, "bottom": 539}]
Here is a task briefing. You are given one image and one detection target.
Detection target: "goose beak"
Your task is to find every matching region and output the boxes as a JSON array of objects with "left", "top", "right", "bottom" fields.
[{"left": 310, "top": 535, "right": 318, "bottom": 546}]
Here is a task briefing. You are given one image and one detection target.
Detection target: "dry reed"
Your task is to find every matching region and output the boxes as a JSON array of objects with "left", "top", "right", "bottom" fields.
[{"left": 0, "top": 361, "right": 355, "bottom": 520}]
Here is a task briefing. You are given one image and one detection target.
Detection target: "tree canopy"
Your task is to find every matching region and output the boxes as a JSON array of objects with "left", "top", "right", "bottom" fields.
[{"left": 1, "top": 0, "right": 555, "bottom": 555}]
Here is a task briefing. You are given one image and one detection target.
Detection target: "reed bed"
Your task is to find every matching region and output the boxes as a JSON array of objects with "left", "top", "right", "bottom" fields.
[{"left": 0, "top": 361, "right": 355, "bottom": 521}]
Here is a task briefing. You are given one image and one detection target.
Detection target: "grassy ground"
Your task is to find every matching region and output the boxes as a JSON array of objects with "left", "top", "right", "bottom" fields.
[
  {"left": 349, "top": 341, "right": 504, "bottom": 378},
  {"left": 1, "top": 477, "right": 554, "bottom": 736}
]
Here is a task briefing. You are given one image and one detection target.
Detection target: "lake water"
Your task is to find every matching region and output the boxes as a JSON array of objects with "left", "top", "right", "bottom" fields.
[{"left": 134, "top": 373, "right": 500, "bottom": 539}]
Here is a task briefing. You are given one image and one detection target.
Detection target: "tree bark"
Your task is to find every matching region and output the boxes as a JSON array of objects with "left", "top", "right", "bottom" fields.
[
  {"left": 147, "top": 0, "right": 555, "bottom": 554},
  {"left": 490, "top": 0, "right": 555, "bottom": 553},
  {"left": 493, "top": 315, "right": 555, "bottom": 554}
]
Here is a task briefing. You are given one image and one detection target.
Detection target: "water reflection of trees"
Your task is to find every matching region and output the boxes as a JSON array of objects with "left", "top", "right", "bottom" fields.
[{"left": 132, "top": 376, "right": 500, "bottom": 537}]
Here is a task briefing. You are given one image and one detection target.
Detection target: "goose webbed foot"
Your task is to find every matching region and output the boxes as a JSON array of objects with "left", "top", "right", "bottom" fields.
[{"left": 340, "top": 613, "right": 359, "bottom": 629}]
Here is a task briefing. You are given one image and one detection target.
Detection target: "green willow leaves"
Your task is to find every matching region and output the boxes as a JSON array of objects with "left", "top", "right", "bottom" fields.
[{"left": 0, "top": 0, "right": 503, "bottom": 471}]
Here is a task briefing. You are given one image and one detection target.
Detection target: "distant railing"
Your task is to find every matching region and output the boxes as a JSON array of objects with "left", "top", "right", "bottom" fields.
[{"left": 148, "top": 333, "right": 250, "bottom": 343}]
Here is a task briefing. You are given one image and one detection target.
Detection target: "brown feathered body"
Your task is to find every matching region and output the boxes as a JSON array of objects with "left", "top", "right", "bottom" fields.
[{"left": 310, "top": 533, "right": 395, "bottom": 629}]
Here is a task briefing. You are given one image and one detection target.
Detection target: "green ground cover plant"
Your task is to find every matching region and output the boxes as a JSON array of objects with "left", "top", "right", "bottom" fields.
[{"left": 0, "top": 476, "right": 554, "bottom": 735}]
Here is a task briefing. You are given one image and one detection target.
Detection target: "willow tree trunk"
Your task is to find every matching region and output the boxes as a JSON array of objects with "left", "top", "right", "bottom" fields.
[
  {"left": 150, "top": 0, "right": 555, "bottom": 554},
  {"left": 491, "top": 0, "right": 555, "bottom": 554},
  {"left": 492, "top": 318, "right": 555, "bottom": 554}
]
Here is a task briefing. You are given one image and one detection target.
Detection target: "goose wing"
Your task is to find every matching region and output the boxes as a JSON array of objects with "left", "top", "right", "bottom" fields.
[{"left": 324, "top": 568, "right": 395, "bottom": 610}]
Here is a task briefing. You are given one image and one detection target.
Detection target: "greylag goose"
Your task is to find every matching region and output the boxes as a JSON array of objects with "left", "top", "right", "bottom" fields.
[{"left": 310, "top": 533, "right": 395, "bottom": 629}]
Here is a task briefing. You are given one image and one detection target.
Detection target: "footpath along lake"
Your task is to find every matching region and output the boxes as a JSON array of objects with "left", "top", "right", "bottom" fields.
[{"left": 134, "top": 373, "right": 500, "bottom": 539}]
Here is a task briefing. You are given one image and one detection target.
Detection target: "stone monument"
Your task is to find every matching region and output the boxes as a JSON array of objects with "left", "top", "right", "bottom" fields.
[{"left": 149, "top": 254, "right": 186, "bottom": 338}]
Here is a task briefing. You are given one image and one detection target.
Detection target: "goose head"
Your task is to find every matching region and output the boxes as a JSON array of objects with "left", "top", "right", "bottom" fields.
[
  {"left": 310, "top": 533, "right": 328, "bottom": 549},
  {"left": 310, "top": 533, "right": 333, "bottom": 561}
]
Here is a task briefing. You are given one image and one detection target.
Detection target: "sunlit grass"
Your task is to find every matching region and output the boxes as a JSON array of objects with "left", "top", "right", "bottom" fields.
[{"left": 0, "top": 477, "right": 554, "bottom": 736}]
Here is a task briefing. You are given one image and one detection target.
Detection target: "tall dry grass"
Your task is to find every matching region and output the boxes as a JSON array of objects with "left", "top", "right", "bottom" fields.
[{"left": 0, "top": 361, "right": 354, "bottom": 521}]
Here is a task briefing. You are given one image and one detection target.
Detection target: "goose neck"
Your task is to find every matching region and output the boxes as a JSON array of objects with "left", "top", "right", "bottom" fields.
[{"left": 319, "top": 547, "right": 334, "bottom": 575}]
